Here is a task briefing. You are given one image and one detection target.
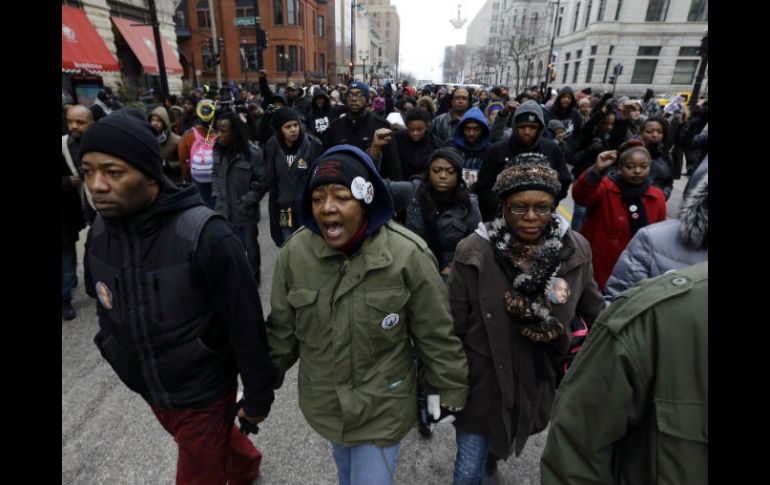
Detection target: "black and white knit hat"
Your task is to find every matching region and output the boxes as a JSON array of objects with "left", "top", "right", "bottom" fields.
[{"left": 493, "top": 159, "right": 561, "bottom": 200}]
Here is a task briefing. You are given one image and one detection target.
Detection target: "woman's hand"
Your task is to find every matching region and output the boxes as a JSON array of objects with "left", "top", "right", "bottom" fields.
[{"left": 592, "top": 150, "right": 617, "bottom": 174}]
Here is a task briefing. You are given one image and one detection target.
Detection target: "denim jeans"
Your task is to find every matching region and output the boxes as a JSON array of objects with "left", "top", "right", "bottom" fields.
[
  {"left": 331, "top": 442, "right": 399, "bottom": 485},
  {"left": 453, "top": 431, "right": 490, "bottom": 485},
  {"left": 194, "top": 181, "right": 215, "bottom": 209},
  {"left": 571, "top": 204, "right": 587, "bottom": 231},
  {"left": 62, "top": 242, "right": 77, "bottom": 302}
]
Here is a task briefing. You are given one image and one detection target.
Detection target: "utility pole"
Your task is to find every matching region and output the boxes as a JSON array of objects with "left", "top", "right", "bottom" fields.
[
  {"left": 147, "top": 0, "right": 169, "bottom": 98},
  {"left": 208, "top": 0, "right": 222, "bottom": 86},
  {"left": 253, "top": 0, "right": 264, "bottom": 71},
  {"left": 350, "top": 1, "right": 356, "bottom": 80},
  {"left": 542, "top": 0, "right": 561, "bottom": 100},
  {"left": 689, "top": 29, "right": 708, "bottom": 109}
]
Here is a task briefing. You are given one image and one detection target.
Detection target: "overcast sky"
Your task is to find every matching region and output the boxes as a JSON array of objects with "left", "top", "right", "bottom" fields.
[{"left": 389, "top": 0, "right": 488, "bottom": 82}]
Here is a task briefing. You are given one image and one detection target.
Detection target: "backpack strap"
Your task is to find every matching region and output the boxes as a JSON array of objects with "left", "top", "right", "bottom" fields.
[{"left": 173, "top": 205, "right": 222, "bottom": 263}]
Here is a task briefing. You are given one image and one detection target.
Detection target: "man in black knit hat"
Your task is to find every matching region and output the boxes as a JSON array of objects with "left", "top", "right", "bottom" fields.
[{"left": 80, "top": 108, "right": 276, "bottom": 484}]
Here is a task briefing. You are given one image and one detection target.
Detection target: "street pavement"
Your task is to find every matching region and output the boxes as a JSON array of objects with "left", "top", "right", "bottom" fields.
[{"left": 62, "top": 175, "right": 689, "bottom": 484}]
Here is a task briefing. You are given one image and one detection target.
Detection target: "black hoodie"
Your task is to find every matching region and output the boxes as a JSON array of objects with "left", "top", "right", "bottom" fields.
[
  {"left": 308, "top": 90, "right": 346, "bottom": 138},
  {"left": 84, "top": 181, "right": 276, "bottom": 417},
  {"left": 544, "top": 86, "right": 584, "bottom": 146}
]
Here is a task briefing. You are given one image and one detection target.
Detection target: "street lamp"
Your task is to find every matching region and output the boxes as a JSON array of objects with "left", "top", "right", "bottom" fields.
[
  {"left": 542, "top": 0, "right": 561, "bottom": 99},
  {"left": 358, "top": 50, "right": 369, "bottom": 83}
]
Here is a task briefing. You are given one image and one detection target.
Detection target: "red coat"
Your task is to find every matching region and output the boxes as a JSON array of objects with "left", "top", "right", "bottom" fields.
[{"left": 572, "top": 170, "right": 667, "bottom": 291}]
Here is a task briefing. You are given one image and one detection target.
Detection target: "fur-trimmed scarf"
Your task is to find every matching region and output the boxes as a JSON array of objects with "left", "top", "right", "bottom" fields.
[{"left": 487, "top": 216, "right": 565, "bottom": 343}]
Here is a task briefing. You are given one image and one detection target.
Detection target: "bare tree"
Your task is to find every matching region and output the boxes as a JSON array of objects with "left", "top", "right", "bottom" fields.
[{"left": 499, "top": 14, "right": 548, "bottom": 93}]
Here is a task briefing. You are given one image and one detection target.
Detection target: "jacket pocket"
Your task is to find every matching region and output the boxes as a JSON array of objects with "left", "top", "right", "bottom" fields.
[
  {"left": 655, "top": 399, "right": 708, "bottom": 482},
  {"left": 286, "top": 287, "right": 321, "bottom": 348},
  {"left": 366, "top": 287, "right": 411, "bottom": 359},
  {"left": 94, "top": 331, "right": 146, "bottom": 395}
]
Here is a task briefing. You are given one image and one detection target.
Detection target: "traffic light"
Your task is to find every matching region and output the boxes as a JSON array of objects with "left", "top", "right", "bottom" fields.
[
  {"left": 608, "top": 75, "right": 615, "bottom": 84},
  {"left": 258, "top": 29, "right": 268, "bottom": 49},
  {"left": 214, "top": 52, "right": 221, "bottom": 65},
  {"left": 217, "top": 37, "right": 224, "bottom": 52},
  {"left": 207, "top": 38, "right": 214, "bottom": 53}
]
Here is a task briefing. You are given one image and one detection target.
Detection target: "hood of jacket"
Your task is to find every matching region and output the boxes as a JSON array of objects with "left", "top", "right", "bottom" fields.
[
  {"left": 271, "top": 93, "right": 289, "bottom": 106},
  {"left": 300, "top": 144, "right": 395, "bottom": 240},
  {"left": 312, "top": 90, "right": 331, "bottom": 114},
  {"left": 453, "top": 107, "right": 491, "bottom": 152},
  {"left": 679, "top": 173, "right": 708, "bottom": 250},
  {"left": 101, "top": 178, "right": 205, "bottom": 237},
  {"left": 149, "top": 106, "right": 171, "bottom": 135},
  {"left": 551, "top": 86, "right": 576, "bottom": 117},
  {"left": 511, "top": 100, "right": 545, "bottom": 148}
]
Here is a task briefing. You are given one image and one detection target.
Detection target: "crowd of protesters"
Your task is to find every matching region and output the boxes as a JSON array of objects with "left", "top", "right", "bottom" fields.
[{"left": 62, "top": 73, "right": 708, "bottom": 485}]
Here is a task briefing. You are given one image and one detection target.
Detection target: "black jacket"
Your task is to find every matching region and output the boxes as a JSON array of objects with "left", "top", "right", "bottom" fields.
[
  {"left": 85, "top": 184, "right": 276, "bottom": 417},
  {"left": 308, "top": 91, "right": 346, "bottom": 138},
  {"left": 544, "top": 86, "right": 584, "bottom": 147},
  {"left": 322, "top": 112, "right": 403, "bottom": 180},
  {"left": 474, "top": 102, "right": 572, "bottom": 220},
  {"left": 393, "top": 129, "right": 443, "bottom": 180},
  {"left": 62, "top": 136, "right": 85, "bottom": 245}
]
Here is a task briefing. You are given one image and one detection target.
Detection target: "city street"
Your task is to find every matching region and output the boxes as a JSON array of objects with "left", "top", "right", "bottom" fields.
[{"left": 62, "top": 176, "right": 689, "bottom": 484}]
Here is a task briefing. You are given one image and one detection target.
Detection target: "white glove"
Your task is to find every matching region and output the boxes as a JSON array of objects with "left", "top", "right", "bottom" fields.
[{"left": 427, "top": 394, "right": 456, "bottom": 425}]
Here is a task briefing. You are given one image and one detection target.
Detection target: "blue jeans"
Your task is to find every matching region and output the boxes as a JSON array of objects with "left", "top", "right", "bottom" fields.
[
  {"left": 62, "top": 242, "right": 77, "bottom": 302},
  {"left": 331, "top": 442, "right": 399, "bottom": 485},
  {"left": 571, "top": 204, "right": 587, "bottom": 231},
  {"left": 453, "top": 431, "right": 490, "bottom": 485},
  {"left": 194, "top": 181, "right": 214, "bottom": 209}
]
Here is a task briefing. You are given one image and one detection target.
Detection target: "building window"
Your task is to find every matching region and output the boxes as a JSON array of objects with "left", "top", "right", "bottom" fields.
[
  {"left": 240, "top": 44, "right": 258, "bottom": 72},
  {"left": 591, "top": 45, "right": 597, "bottom": 55},
  {"left": 671, "top": 59, "right": 699, "bottom": 84},
  {"left": 276, "top": 45, "right": 286, "bottom": 71},
  {"left": 572, "top": 2, "right": 580, "bottom": 32},
  {"left": 318, "top": 15, "right": 324, "bottom": 37},
  {"left": 379, "top": 46, "right": 382, "bottom": 57},
  {"left": 597, "top": 0, "right": 606, "bottom": 21},
  {"left": 637, "top": 46, "right": 661, "bottom": 56},
  {"left": 312, "top": 10, "right": 316, "bottom": 34},
  {"left": 287, "top": 0, "right": 295, "bottom": 25},
  {"left": 531, "top": 12, "right": 539, "bottom": 31},
  {"left": 631, "top": 59, "right": 658, "bottom": 84},
  {"left": 688, "top": 0, "right": 708, "bottom": 21},
  {"left": 563, "top": 63, "right": 569, "bottom": 83},
  {"left": 566, "top": 52, "right": 571, "bottom": 61},
  {"left": 300, "top": 46, "right": 305, "bottom": 71},
  {"left": 289, "top": 45, "right": 298, "bottom": 71},
  {"left": 319, "top": 53, "right": 325, "bottom": 75},
  {"left": 615, "top": 0, "right": 623, "bottom": 20},
  {"left": 556, "top": 7, "right": 564, "bottom": 35},
  {"left": 274, "top": 0, "right": 283, "bottom": 24},
  {"left": 201, "top": 43, "right": 213, "bottom": 70},
  {"left": 584, "top": 0, "right": 592, "bottom": 27},
  {"left": 298, "top": 1, "right": 303, "bottom": 26},
  {"left": 572, "top": 61, "right": 580, "bottom": 83},
  {"left": 576, "top": 49, "right": 582, "bottom": 59},
  {"left": 586, "top": 58, "right": 595, "bottom": 82},
  {"left": 197, "top": 1, "right": 210, "bottom": 29},
  {"left": 646, "top": 0, "right": 670, "bottom": 21},
  {"left": 602, "top": 45, "right": 614, "bottom": 82},
  {"left": 679, "top": 46, "right": 700, "bottom": 56},
  {"left": 236, "top": 0, "right": 254, "bottom": 19},
  {"left": 492, "top": 15, "right": 499, "bottom": 21}
]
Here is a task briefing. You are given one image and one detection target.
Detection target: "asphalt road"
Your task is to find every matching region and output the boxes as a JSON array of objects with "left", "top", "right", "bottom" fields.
[{"left": 62, "top": 175, "right": 689, "bottom": 484}]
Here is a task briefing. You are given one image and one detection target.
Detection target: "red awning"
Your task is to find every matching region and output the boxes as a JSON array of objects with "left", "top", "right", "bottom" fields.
[
  {"left": 111, "top": 16, "right": 183, "bottom": 75},
  {"left": 62, "top": 6, "right": 120, "bottom": 73}
]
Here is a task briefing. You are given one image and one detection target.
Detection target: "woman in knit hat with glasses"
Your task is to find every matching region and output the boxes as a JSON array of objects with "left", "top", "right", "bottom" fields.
[
  {"left": 447, "top": 156, "right": 605, "bottom": 484},
  {"left": 266, "top": 145, "right": 469, "bottom": 485}
]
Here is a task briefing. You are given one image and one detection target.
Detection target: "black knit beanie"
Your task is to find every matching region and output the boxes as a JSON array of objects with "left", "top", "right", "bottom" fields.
[
  {"left": 428, "top": 147, "right": 465, "bottom": 171},
  {"left": 309, "top": 152, "right": 374, "bottom": 204},
  {"left": 79, "top": 108, "right": 164, "bottom": 185},
  {"left": 271, "top": 107, "right": 301, "bottom": 131}
]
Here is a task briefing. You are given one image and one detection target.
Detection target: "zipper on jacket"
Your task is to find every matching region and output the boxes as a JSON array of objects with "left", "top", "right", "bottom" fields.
[
  {"left": 153, "top": 273, "right": 164, "bottom": 323},
  {"left": 329, "top": 259, "right": 350, "bottom": 309}
]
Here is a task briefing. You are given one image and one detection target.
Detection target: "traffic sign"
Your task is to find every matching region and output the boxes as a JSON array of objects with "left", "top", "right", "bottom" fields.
[{"left": 234, "top": 17, "right": 257, "bottom": 26}]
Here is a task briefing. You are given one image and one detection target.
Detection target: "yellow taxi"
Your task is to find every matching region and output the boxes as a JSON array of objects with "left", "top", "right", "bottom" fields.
[{"left": 658, "top": 91, "right": 692, "bottom": 108}]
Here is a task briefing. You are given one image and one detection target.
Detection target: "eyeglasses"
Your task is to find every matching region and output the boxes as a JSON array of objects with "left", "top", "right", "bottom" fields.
[{"left": 505, "top": 204, "right": 553, "bottom": 216}]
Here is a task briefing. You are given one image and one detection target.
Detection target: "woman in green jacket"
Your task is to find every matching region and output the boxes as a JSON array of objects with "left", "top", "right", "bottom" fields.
[{"left": 266, "top": 144, "right": 469, "bottom": 485}]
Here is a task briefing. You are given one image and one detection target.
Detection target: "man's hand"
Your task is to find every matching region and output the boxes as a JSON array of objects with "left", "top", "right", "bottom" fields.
[
  {"left": 372, "top": 128, "right": 392, "bottom": 148},
  {"left": 236, "top": 407, "right": 266, "bottom": 425},
  {"left": 503, "top": 99, "right": 519, "bottom": 114},
  {"left": 258, "top": 69, "right": 267, "bottom": 78},
  {"left": 440, "top": 266, "right": 452, "bottom": 277},
  {"left": 70, "top": 175, "right": 82, "bottom": 187},
  {"left": 593, "top": 150, "right": 617, "bottom": 174}
]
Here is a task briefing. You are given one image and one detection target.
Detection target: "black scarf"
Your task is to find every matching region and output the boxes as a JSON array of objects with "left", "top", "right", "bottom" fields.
[
  {"left": 609, "top": 171, "right": 651, "bottom": 236},
  {"left": 487, "top": 216, "right": 564, "bottom": 343}
]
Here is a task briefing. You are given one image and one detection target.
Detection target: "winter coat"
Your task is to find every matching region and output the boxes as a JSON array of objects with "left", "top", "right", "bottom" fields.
[
  {"left": 474, "top": 101, "right": 573, "bottom": 220},
  {"left": 544, "top": 87, "right": 584, "bottom": 145},
  {"left": 604, "top": 174, "right": 708, "bottom": 301},
  {"left": 307, "top": 91, "right": 346, "bottom": 138},
  {"left": 448, "top": 216, "right": 605, "bottom": 460},
  {"left": 572, "top": 169, "right": 668, "bottom": 291},
  {"left": 430, "top": 111, "right": 465, "bottom": 143},
  {"left": 388, "top": 179, "right": 481, "bottom": 269},
  {"left": 264, "top": 132, "right": 323, "bottom": 245},
  {"left": 541, "top": 262, "right": 708, "bottom": 485},
  {"left": 393, "top": 129, "right": 443, "bottom": 181},
  {"left": 85, "top": 184, "right": 276, "bottom": 417},
  {"left": 647, "top": 144, "right": 674, "bottom": 200},
  {"left": 444, "top": 107, "right": 491, "bottom": 188},
  {"left": 211, "top": 143, "right": 267, "bottom": 226},
  {"left": 322, "top": 112, "right": 403, "bottom": 181},
  {"left": 266, "top": 145, "right": 468, "bottom": 447},
  {"left": 150, "top": 106, "right": 182, "bottom": 182}
]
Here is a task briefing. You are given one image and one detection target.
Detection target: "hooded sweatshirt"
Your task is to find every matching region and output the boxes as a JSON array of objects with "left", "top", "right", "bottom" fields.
[
  {"left": 544, "top": 86, "right": 584, "bottom": 145},
  {"left": 443, "top": 107, "right": 491, "bottom": 186},
  {"left": 475, "top": 100, "right": 572, "bottom": 220},
  {"left": 84, "top": 181, "right": 276, "bottom": 416},
  {"left": 149, "top": 106, "right": 182, "bottom": 164},
  {"left": 308, "top": 90, "right": 346, "bottom": 138}
]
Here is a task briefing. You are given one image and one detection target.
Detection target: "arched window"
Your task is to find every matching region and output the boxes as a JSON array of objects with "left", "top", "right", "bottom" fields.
[{"left": 196, "top": 1, "right": 210, "bottom": 29}]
